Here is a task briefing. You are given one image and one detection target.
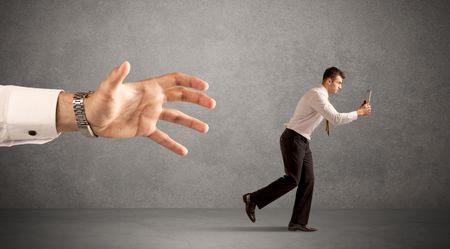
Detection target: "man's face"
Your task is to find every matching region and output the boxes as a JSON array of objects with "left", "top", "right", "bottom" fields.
[{"left": 328, "top": 76, "right": 343, "bottom": 94}]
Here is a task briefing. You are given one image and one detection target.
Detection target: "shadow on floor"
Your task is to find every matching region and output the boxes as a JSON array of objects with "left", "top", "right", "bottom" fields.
[{"left": 198, "top": 226, "right": 288, "bottom": 232}]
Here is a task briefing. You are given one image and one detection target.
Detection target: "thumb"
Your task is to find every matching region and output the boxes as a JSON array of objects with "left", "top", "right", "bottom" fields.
[{"left": 106, "top": 60, "right": 131, "bottom": 89}]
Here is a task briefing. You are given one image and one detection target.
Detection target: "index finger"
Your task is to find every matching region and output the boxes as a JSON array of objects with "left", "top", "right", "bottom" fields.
[{"left": 155, "top": 72, "right": 209, "bottom": 91}]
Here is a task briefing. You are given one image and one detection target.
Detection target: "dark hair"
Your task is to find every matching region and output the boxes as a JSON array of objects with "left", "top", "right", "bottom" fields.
[{"left": 323, "top": 67, "right": 345, "bottom": 81}]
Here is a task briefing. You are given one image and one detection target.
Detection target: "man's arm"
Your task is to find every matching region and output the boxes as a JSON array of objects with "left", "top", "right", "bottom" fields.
[
  {"left": 309, "top": 91, "right": 371, "bottom": 126},
  {"left": 2, "top": 61, "right": 216, "bottom": 155}
]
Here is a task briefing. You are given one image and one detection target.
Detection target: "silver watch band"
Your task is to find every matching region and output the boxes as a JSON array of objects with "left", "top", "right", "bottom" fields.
[{"left": 73, "top": 91, "right": 98, "bottom": 137}]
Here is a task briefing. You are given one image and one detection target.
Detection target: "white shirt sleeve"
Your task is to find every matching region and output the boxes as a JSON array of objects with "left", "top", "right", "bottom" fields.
[
  {"left": 309, "top": 90, "right": 358, "bottom": 126},
  {"left": 0, "top": 85, "right": 63, "bottom": 146}
]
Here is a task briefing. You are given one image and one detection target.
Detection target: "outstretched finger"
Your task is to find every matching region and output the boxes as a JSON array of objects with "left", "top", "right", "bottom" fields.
[
  {"left": 155, "top": 72, "right": 209, "bottom": 91},
  {"left": 165, "top": 87, "right": 216, "bottom": 109},
  {"left": 148, "top": 129, "right": 188, "bottom": 156},
  {"left": 160, "top": 109, "right": 209, "bottom": 133}
]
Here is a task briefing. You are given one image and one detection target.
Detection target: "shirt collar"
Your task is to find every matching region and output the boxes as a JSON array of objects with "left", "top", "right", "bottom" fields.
[{"left": 319, "top": 85, "right": 329, "bottom": 98}]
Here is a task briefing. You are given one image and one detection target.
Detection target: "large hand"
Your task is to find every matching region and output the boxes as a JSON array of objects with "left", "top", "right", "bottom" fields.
[{"left": 84, "top": 61, "right": 216, "bottom": 156}]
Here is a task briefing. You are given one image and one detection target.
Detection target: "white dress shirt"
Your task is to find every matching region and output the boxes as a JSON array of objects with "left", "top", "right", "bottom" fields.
[
  {"left": 0, "top": 85, "right": 62, "bottom": 146},
  {"left": 285, "top": 85, "right": 358, "bottom": 140}
]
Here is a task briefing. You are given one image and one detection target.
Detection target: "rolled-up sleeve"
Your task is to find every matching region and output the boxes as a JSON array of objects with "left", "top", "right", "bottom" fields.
[
  {"left": 309, "top": 90, "right": 358, "bottom": 126},
  {"left": 0, "top": 85, "right": 63, "bottom": 146}
]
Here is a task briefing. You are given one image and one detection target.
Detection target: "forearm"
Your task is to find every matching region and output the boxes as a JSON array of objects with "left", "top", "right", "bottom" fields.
[
  {"left": 56, "top": 91, "right": 78, "bottom": 133},
  {"left": 311, "top": 93, "right": 357, "bottom": 126},
  {"left": 326, "top": 111, "right": 358, "bottom": 125},
  {"left": 318, "top": 102, "right": 357, "bottom": 125}
]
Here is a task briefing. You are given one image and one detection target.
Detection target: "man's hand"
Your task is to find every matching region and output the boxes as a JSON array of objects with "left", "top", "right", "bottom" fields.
[
  {"left": 357, "top": 100, "right": 371, "bottom": 116},
  {"left": 57, "top": 61, "right": 216, "bottom": 156}
]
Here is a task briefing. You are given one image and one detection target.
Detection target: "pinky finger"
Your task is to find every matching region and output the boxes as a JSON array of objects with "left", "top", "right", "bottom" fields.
[{"left": 148, "top": 129, "right": 188, "bottom": 156}]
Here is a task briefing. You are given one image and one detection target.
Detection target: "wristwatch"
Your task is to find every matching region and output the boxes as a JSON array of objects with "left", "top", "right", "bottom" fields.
[{"left": 72, "top": 91, "right": 98, "bottom": 137}]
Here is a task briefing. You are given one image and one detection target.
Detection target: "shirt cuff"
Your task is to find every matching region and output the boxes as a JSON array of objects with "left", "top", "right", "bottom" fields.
[
  {"left": 349, "top": 111, "right": 358, "bottom": 120},
  {"left": 5, "top": 86, "right": 63, "bottom": 143}
]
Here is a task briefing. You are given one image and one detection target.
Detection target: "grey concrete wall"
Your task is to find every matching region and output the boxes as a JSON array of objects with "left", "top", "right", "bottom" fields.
[{"left": 0, "top": 0, "right": 449, "bottom": 208}]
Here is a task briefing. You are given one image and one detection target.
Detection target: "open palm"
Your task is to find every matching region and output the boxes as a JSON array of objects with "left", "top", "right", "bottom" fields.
[{"left": 85, "top": 61, "right": 215, "bottom": 156}]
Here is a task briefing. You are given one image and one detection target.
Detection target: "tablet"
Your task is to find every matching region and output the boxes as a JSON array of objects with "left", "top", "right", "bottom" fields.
[{"left": 366, "top": 89, "right": 372, "bottom": 104}]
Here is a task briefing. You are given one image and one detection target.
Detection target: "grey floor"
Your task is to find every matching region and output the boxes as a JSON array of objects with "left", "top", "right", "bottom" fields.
[{"left": 0, "top": 208, "right": 449, "bottom": 249}]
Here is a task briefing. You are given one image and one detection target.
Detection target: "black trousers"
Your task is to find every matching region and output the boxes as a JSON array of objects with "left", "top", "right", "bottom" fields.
[{"left": 251, "top": 128, "right": 314, "bottom": 225}]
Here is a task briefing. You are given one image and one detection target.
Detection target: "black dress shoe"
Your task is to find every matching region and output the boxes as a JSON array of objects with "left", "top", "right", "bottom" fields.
[
  {"left": 288, "top": 222, "right": 318, "bottom": 232},
  {"left": 242, "top": 193, "right": 256, "bottom": 223}
]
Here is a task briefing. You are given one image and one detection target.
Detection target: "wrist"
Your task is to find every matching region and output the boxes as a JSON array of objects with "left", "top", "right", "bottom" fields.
[
  {"left": 73, "top": 91, "right": 98, "bottom": 137},
  {"left": 56, "top": 92, "right": 78, "bottom": 133}
]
